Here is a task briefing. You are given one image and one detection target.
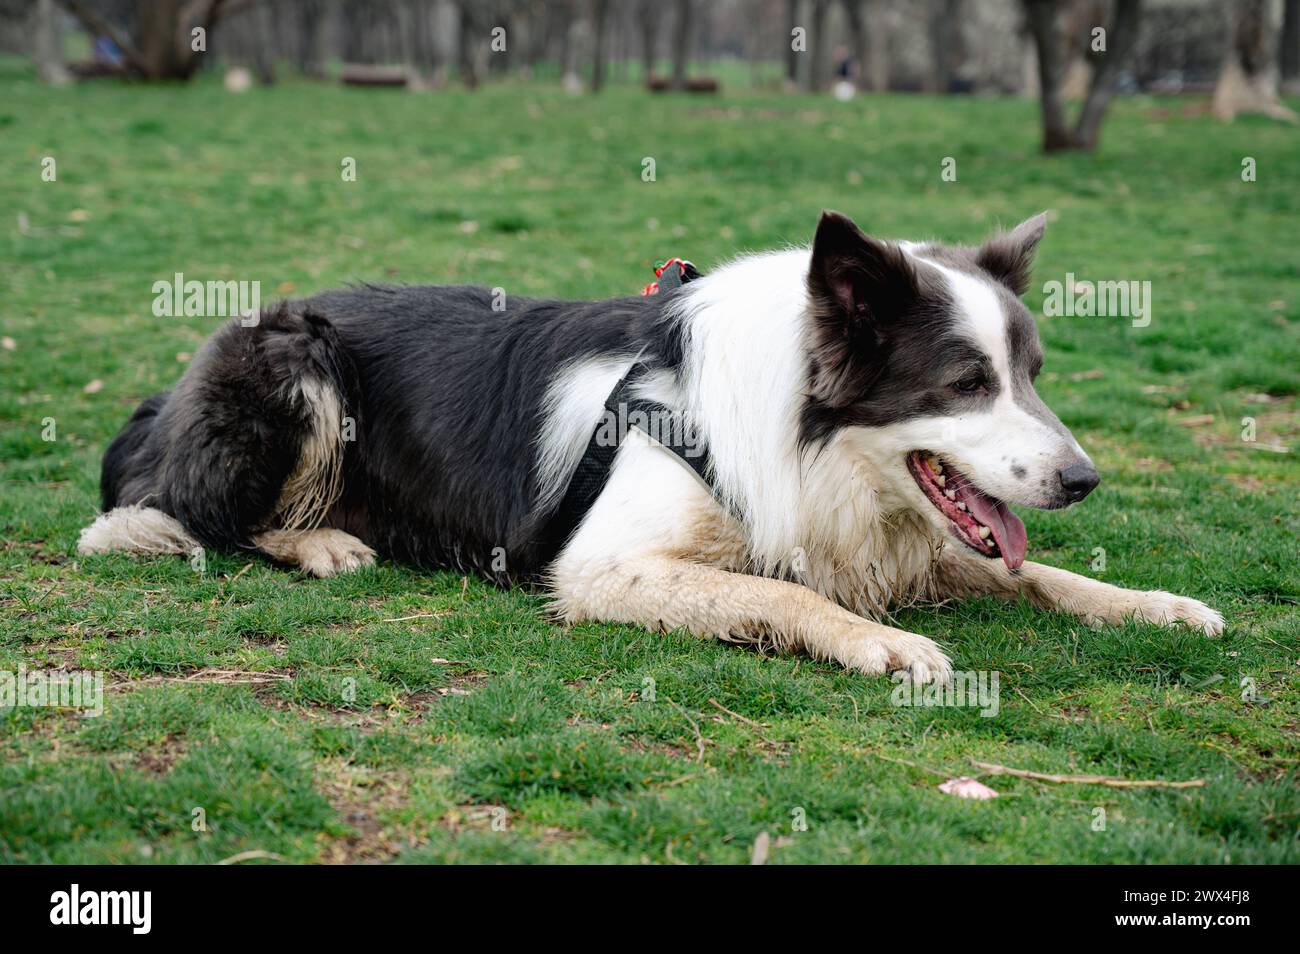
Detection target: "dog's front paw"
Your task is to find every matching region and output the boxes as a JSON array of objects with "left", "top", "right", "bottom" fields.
[
  {"left": 1131, "top": 590, "right": 1225, "bottom": 636},
  {"left": 835, "top": 624, "right": 953, "bottom": 685}
]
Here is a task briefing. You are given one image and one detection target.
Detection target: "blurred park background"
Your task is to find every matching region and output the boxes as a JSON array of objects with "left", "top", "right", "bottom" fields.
[
  {"left": 7, "top": 0, "right": 1300, "bottom": 147},
  {"left": 1, "top": 1, "right": 1297, "bottom": 864}
]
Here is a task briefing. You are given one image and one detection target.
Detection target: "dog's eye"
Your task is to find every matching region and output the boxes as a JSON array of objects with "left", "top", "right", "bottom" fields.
[{"left": 952, "top": 375, "right": 986, "bottom": 394}]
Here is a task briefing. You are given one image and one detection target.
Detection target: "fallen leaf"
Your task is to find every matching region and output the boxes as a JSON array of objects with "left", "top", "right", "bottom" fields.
[
  {"left": 83, "top": 379, "right": 104, "bottom": 394},
  {"left": 1, "top": 336, "right": 14, "bottom": 350},
  {"left": 1176, "top": 414, "right": 1215, "bottom": 427}
]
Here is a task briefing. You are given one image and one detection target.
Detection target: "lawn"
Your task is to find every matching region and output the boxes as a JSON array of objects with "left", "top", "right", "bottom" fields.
[{"left": 1, "top": 61, "right": 1296, "bottom": 864}]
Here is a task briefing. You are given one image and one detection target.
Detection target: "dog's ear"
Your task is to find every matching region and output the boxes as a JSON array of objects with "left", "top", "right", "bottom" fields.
[
  {"left": 808, "top": 210, "right": 918, "bottom": 327},
  {"left": 806, "top": 211, "right": 919, "bottom": 408},
  {"left": 975, "top": 212, "right": 1047, "bottom": 296}
]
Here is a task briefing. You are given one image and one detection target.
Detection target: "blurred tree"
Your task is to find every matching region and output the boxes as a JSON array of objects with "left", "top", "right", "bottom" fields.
[
  {"left": 454, "top": 0, "right": 480, "bottom": 88},
  {"left": 785, "top": 0, "right": 799, "bottom": 88},
  {"left": 1212, "top": 0, "right": 1297, "bottom": 120},
  {"left": 670, "top": 0, "right": 691, "bottom": 89},
  {"left": 808, "top": 0, "right": 829, "bottom": 91},
  {"left": 842, "top": 0, "right": 888, "bottom": 91},
  {"left": 293, "top": 0, "right": 327, "bottom": 78},
  {"left": 1024, "top": 0, "right": 1142, "bottom": 151},
  {"left": 591, "top": 0, "right": 610, "bottom": 91},
  {"left": 1283, "top": 0, "right": 1299, "bottom": 89},
  {"left": 57, "top": 0, "right": 255, "bottom": 80},
  {"left": 929, "top": 0, "right": 968, "bottom": 92},
  {"left": 637, "top": 0, "right": 659, "bottom": 82},
  {"left": 32, "top": 0, "right": 72, "bottom": 85}
]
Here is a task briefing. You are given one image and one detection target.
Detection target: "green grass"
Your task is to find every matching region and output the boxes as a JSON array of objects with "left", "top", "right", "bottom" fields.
[{"left": 1, "top": 62, "right": 1297, "bottom": 864}]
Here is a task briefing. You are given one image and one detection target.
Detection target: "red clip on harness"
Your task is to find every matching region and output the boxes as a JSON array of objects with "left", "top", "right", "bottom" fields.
[{"left": 641, "top": 258, "right": 696, "bottom": 296}]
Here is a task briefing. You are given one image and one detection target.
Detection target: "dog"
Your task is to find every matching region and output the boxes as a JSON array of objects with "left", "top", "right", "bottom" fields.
[{"left": 79, "top": 210, "right": 1224, "bottom": 684}]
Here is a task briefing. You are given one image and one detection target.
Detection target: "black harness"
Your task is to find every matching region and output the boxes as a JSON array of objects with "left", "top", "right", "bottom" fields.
[{"left": 539, "top": 260, "right": 713, "bottom": 552}]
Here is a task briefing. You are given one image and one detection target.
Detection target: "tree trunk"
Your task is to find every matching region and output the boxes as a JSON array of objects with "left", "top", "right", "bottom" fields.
[
  {"left": 456, "top": 0, "right": 479, "bottom": 88},
  {"left": 295, "top": 0, "right": 326, "bottom": 77},
  {"left": 1282, "top": 0, "right": 1300, "bottom": 88},
  {"left": 670, "top": 0, "right": 691, "bottom": 89},
  {"left": 1213, "top": 0, "right": 1297, "bottom": 120},
  {"left": 842, "top": 0, "right": 867, "bottom": 89},
  {"left": 342, "top": 0, "right": 368, "bottom": 63},
  {"left": 591, "top": 0, "right": 610, "bottom": 91},
  {"left": 863, "top": 0, "right": 888, "bottom": 91},
  {"left": 808, "top": 0, "right": 830, "bottom": 91},
  {"left": 59, "top": 0, "right": 239, "bottom": 80},
  {"left": 1023, "top": 0, "right": 1073, "bottom": 150},
  {"left": 638, "top": 0, "right": 659, "bottom": 82},
  {"left": 929, "top": 0, "right": 967, "bottom": 93},
  {"left": 1073, "top": 0, "right": 1142, "bottom": 149},
  {"left": 1025, "top": 0, "right": 1146, "bottom": 151},
  {"left": 32, "top": 0, "right": 73, "bottom": 86},
  {"left": 250, "top": 0, "right": 276, "bottom": 85},
  {"left": 785, "top": 0, "right": 799, "bottom": 87}
]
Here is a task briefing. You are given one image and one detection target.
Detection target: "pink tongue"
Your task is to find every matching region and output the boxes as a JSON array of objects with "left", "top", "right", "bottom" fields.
[{"left": 964, "top": 492, "right": 1028, "bottom": 570}]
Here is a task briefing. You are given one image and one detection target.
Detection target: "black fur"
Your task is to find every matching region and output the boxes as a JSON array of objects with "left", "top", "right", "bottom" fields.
[
  {"left": 99, "top": 285, "right": 681, "bottom": 579},
  {"left": 101, "top": 391, "right": 169, "bottom": 511}
]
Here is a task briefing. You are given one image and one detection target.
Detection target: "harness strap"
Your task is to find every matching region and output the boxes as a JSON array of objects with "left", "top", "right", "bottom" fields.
[
  {"left": 540, "top": 363, "right": 716, "bottom": 555},
  {"left": 540, "top": 257, "right": 709, "bottom": 555}
]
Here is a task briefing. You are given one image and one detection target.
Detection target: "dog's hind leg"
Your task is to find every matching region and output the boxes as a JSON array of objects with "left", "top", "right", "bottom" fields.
[
  {"left": 934, "top": 552, "right": 1224, "bottom": 635},
  {"left": 82, "top": 306, "right": 376, "bottom": 577},
  {"left": 549, "top": 554, "right": 952, "bottom": 683},
  {"left": 253, "top": 528, "right": 375, "bottom": 578}
]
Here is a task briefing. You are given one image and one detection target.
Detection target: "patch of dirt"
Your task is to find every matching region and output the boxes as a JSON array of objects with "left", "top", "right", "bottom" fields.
[
  {"left": 315, "top": 758, "right": 428, "bottom": 864},
  {"left": 0, "top": 538, "right": 68, "bottom": 566},
  {"left": 1226, "top": 474, "right": 1272, "bottom": 492},
  {"left": 132, "top": 735, "right": 188, "bottom": 777},
  {"left": 103, "top": 668, "right": 295, "bottom": 695},
  {"left": 1190, "top": 402, "right": 1296, "bottom": 456},
  {"left": 1132, "top": 457, "right": 1175, "bottom": 473}
]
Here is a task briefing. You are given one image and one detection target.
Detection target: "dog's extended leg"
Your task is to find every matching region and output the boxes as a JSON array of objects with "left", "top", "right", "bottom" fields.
[
  {"left": 551, "top": 555, "right": 953, "bottom": 682},
  {"left": 254, "top": 528, "right": 375, "bottom": 578},
  {"left": 935, "top": 552, "right": 1224, "bottom": 635}
]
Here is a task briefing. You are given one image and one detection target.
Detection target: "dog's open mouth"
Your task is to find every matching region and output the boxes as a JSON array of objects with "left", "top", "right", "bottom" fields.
[{"left": 906, "top": 451, "right": 1027, "bottom": 570}]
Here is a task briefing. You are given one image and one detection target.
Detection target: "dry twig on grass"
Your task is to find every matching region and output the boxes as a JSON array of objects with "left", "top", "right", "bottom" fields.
[
  {"left": 971, "top": 760, "right": 1204, "bottom": 790},
  {"left": 666, "top": 697, "right": 706, "bottom": 761}
]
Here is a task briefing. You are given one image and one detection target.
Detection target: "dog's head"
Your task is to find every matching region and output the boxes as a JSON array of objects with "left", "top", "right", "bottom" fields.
[{"left": 802, "top": 210, "right": 1097, "bottom": 570}]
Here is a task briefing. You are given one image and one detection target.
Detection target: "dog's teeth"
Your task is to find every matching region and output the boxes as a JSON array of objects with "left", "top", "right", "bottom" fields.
[
  {"left": 944, "top": 489, "right": 956, "bottom": 500},
  {"left": 956, "top": 502, "right": 968, "bottom": 511},
  {"left": 935, "top": 475, "right": 946, "bottom": 487},
  {"left": 978, "top": 526, "right": 991, "bottom": 540},
  {"left": 926, "top": 456, "right": 943, "bottom": 476}
]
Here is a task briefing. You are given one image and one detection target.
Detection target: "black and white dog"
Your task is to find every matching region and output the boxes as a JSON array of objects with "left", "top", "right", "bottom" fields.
[{"left": 80, "top": 211, "right": 1223, "bottom": 683}]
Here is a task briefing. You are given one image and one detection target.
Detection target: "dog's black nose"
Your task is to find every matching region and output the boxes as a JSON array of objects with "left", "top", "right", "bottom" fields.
[{"left": 1058, "top": 462, "right": 1100, "bottom": 501}]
